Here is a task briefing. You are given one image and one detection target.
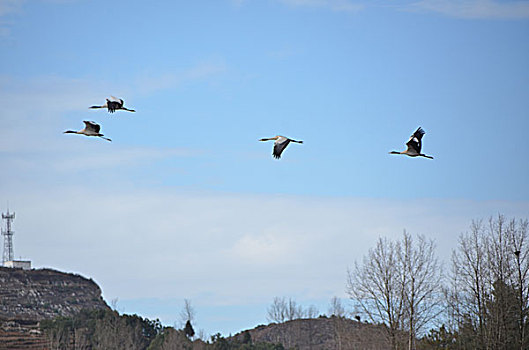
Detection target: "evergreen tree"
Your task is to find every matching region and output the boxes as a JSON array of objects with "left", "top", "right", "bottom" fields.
[{"left": 184, "top": 319, "right": 195, "bottom": 339}]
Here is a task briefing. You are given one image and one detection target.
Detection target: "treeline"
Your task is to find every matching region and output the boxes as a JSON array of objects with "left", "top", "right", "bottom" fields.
[
  {"left": 40, "top": 308, "right": 162, "bottom": 349},
  {"left": 346, "top": 215, "right": 529, "bottom": 350},
  {"left": 40, "top": 308, "right": 286, "bottom": 350},
  {"left": 265, "top": 295, "right": 348, "bottom": 323}
]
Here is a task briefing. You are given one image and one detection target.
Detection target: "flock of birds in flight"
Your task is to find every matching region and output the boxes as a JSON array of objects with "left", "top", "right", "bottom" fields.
[{"left": 64, "top": 96, "right": 434, "bottom": 160}]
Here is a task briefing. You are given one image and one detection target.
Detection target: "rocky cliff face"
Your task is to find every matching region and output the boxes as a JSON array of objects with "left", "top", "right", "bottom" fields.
[
  {"left": 0, "top": 267, "right": 109, "bottom": 349},
  {"left": 0, "top": 267, "right": 108, "bottom": 321}
]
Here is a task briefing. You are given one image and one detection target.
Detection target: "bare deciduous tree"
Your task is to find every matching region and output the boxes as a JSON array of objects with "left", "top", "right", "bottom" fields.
[
  {"left": 398, "top": 232, "right": 443, "bottom": 350},
  {"left": 267, "top": 296, "right": 288, "bottom": 323},
  {"left": 267, "top": 297, "right": 304, "bottom": 323},
  {"left": 447, "top": 219, "right": 489, "bottom": 349},
  {"left": 328, "top": 296, "right": 347, "bottom": 318},
  {"left": 286, "top": 298, "right": 303, "bottom": 321},
  {"left": 347, "top": 236, "right": 404, "bottom": 349},
  {"left": 347, "top": 232, "right": 443, "bottom": 350},
  {"left": 179, "top": 299, "right": 196, "bottom": 329},
  {"left": 305, "top": 304, "right": 319, "bottom": 319}
]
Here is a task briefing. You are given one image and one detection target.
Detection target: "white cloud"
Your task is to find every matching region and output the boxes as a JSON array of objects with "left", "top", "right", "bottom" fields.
[
  {"left": 134, "top": 60, "right": 228, "bottom": 96},
  {"left": 267, "top": 47, "right": 299, "bottom": 60},
  {"left": 0, "top": 0, "right": 23, "bottom": 16},
  {"left": 278, "top": 0, "right": 365, "bottom": 12},
  {"left": 4, "top": 186, "right": 528, "bottom": 303},
  {"left": 275, "top": 0, "right": 529, "bottom": 18},
  {"left": 229, "top": 229, "right": 301, "bottom": 265},
  {"left": 51, "top": 146, "right": 194, "bottom": 172},
  {"left": 410, "top": 0, "right": 529, "bottom": 19},
  {"left": 0, "top": 0, "right": 24, "bottom": 37},
  {"left": 41, "top": 0, "right": 81, "bottom": 3}
]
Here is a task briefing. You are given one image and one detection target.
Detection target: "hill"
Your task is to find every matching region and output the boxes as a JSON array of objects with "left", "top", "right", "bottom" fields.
[{"left": 230, "top": 317, "right": 393, "bottom": 350}]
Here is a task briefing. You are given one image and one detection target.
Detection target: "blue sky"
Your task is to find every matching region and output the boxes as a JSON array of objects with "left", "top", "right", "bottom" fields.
[{"left": 1, "top": 0, "right": 529, "bottom": 337}]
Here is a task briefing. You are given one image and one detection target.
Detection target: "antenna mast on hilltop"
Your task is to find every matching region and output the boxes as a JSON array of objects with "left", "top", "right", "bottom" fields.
[{"left": 2, "top": 209, "right": 15, "bottom": 265}]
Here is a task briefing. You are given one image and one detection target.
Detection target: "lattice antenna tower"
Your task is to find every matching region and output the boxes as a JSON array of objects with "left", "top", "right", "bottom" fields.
[{"left": 1, "top": 209, "right": 15, "bottom": 265}]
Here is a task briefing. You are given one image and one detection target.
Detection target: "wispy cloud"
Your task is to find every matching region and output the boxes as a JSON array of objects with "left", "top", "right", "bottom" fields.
[
  {"left": 0, "top": 0, "right": 23, "bottom": 16},
  {"left": 49, "top": 145, "right": 195, "bottom": 172},
  {"left": 267, "top": 47, "right": 299, "bottom": 60},
  {"left": 40, "top": 0, "right": 82, "bottom": 4},
  {"left": 409, "top": 0, "right": 529, "bottom": 19},
  {"left": 0, "top": 0, "right": 24, "bottom": 37},
  {"left": 134, "top": 60, "right": 228, "bottom": 95},
  {"left": 5, "top": 187, "right": 528, "bottom": 303},
  {"left": 229, "top": 229, "right": 302, "bottom": 265},
  {"left": 278, "top": 0, "right": 365, "bottom": 12},
  {"left": 274, "top": 0, "right": 529, "bottom": 18},
  {"left": 0, "top": 75, "right": 113, "bottom": 120}
]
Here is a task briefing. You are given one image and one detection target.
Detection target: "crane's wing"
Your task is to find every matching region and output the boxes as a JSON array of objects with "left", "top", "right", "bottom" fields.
[
  {"left": 83, "top": 120, "right": 101, "bottom": 133},
  {"left": 109, "top": 96, "right": 121, "bottom": 102},
  {"left": 406, "top": 127, "right": 425, "bottom": 155},
  {"left": 89, "top": 100, "right": 107, "bottom": 108},
  {"left": 273, "top": 138, "right": 291, "bottom": 159}
]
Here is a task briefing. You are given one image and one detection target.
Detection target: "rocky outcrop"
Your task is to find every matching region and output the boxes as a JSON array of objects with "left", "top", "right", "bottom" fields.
[
  {"left": 0, "top": 267, "right": 109, "bottom": 350},
  {"left": 0, "top": 267, "right": 108, "bottom": 321}
]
